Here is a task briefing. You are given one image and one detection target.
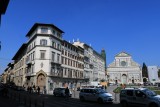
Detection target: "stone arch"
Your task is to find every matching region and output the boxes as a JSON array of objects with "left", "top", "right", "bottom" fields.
[
  {"left": 36, "top": 70, "right": 47, "bottom": 91},
  {"left": 115, "top": 80, "right": 118, "bottom": 84},
  {"left": 143, "top": 77, "right": 147, "bottom": 83}
]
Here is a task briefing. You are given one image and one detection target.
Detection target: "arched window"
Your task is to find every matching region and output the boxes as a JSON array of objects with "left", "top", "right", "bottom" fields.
[{"left": 40, "top": 39, "right": 47, "bottom": 46}]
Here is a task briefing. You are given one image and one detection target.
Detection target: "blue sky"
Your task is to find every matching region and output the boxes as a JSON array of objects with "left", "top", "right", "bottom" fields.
[{"left": 0, "top": 0, "right": 160, "bottom": 74}]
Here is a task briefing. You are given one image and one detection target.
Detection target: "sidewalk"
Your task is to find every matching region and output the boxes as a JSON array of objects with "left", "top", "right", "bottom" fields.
[{"left": 0, "top": 96, "right": 19, "bottom": 107}]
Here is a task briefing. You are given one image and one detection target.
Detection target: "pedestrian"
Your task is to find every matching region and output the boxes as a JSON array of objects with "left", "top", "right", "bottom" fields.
[
  {"left": 27, "top": 86, "right": 30, "bottom": 92},
  {"left": 65, "top": 87, "right": 69, "bottom": 99},
  {"left": 33, "top": 85, "right": 35, "bottom": 92},
  {"left": 37, "top": 86, "right": 40, "bottom": 94},
  {"left": 105, "top": 85, "right": 107, "bottom": 91},
  {"left": 101, "top": 85, "right": 104, "bottom": 90}
]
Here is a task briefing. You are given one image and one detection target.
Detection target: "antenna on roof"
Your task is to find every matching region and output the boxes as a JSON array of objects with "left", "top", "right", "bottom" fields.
[
  {"left": 69, "top": 40, "right": 70, "bottom": 43},
  {"left": 73, "top": 39, "right": 75, "bottom": 43},
  {"left": 77, "top": 38, "right": 79, "bottom": 42}
]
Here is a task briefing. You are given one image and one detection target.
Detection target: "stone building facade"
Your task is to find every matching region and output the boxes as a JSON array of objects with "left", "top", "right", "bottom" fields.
[
  {"left": 73, "top": 41, "right": 106, "bottom": 83},
  {"left": 107, "top": 52, "right": 142, "bottom": 84},
  {"left": 2, "top": 23, "right": 105, "bottom": 93}
]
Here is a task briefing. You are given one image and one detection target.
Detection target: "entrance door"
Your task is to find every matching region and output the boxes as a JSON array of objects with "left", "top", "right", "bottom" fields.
[
  {"left": 122, "top": 74, "right": 127, "bottom": 84},
  {"left": 37, "top": 74, "right": 46, "bottom": 91},
  {"left": 115, "top": 80, "right": 118, "bottom": 84}
]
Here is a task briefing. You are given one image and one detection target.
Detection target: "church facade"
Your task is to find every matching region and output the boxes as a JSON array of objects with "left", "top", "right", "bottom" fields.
[{"left": 107, "top": 52, "right": 142, "bottom": 84}]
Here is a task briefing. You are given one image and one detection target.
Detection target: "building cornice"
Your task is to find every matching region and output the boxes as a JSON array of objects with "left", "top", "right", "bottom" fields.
[{"left": 26, "top": 23, "right": 64, "bottom": 37}]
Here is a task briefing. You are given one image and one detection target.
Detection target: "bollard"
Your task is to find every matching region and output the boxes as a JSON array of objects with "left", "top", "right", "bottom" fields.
[
  {"left": 42, "top": 99, "right": 45, "bottom": 107},
  {"left": 19, "top": 93, "right": 20, "bottom": 102},
  {"left": 24, "top": 96, "right": 26, "bottom": 105},
  {"left": 10, "top": 93, "right": 12, "bottom": 99},
  {"left": 29, "top": 97, "right": 31, "bottom": 107},
  {"left": 11, "top": 93, "right": 13, "bottom": 99},
  {"left": 14, "top": 93, "right": 16, "bottom": 100},
  {"left": 35, "top": 99, "right": 37, "bottom": 107}
]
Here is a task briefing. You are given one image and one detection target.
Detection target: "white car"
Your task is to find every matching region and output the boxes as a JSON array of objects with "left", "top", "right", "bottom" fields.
[{"left": 79, "top": 88, "right": 113, "bottom": 103}]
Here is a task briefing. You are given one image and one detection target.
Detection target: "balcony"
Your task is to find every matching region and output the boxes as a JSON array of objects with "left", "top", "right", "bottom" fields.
[
  {"left": 25, "top": 72, "right": 31, "bottom": 77},
  {"left": 51, "top": 60, "right": 61, "bottom": 65},
  {"left": 89, "top": 64, "right": 94, "bottom": 69},
  {"left": 26, "top": 60, "right": 34, "bottom": 65},
  {"left": 50, "top": 71, "right": 63, "bottom": 77},
  {"left": 84, "top": 75, "right": 90, "bottom": 79},
  {"left": 84, "top": 56, "right": 90, "bottom": 63}
]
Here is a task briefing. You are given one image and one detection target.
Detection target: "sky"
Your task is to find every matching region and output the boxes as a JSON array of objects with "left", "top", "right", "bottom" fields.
[{"left": 0, "top": 0, "right": 160, "bottom": 74}]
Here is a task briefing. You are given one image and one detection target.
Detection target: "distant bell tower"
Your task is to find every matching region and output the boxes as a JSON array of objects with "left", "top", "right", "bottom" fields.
[{"left": 101, "top": 49, "right": 107, "bottom": 70}]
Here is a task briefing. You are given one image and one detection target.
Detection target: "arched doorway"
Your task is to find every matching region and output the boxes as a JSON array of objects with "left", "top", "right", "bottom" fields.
[
  {"left": 122, "top": 74, "right": 127, "bottom": 84},
  {"left": 143, "top": 78, "right": 147, "bottom": 83},
  {"left": 37, "top": 73, "right": 46, "bottom": 91},
  {"left": 115, "top": 80, "right": 118, "bottom": 84}
]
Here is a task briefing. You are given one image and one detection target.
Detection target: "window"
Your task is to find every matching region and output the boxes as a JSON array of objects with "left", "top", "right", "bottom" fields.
[
  {"left": 57, "top": 44, "right": 61, "bottom": 50},
  {"left": 52, "top": 52, "right": 55, "bottom": 61},
  {"left": 64, "top": 68, "right": 67, "bottom": 75},
  {"left": 52, "top": 41, "right": 56, "bottom": 48},
  {"left": 61, "top": 57, "right": 64, "bottom": 64},
  {"left": 65, "top": 58, "right": 67, "bottom": 64},
  {"left": 57, "top": 54, "right": 60, "bottom": 63},
  {"left": 31, "top": 65, "right": 34, "bottom": 73},
  {"left": 40, "top": 39, "right": 47, "bottom": 46},
  {"left": 41, "top": 27, "right": 48, "bottom": 33},
  {"left": 57, "top": 33, "right": 61, "bottom": 38},
  {"left": 52, "top": 29, "right": 56, "bottom": 35},
  {"left": 68, "top": 51, "right": 70, "bottom": 57},
  {"left": 68, "top": 59, "right": 70, "bottom": 66},
  {"left": 33, "top": 41, "right": 36, "bottom": 47},
  {"left": 135, "top": 90, "right": 146, "bottom": 97},
  {"left": 62, "top": 49, "right": 64, "bottom": 55},
  {"left": 120, "top": 90, "right": 126, "bottom": 95},
  {"left": 65, "top": 50, "right": 67, "bottom": 56},
  {"left": 40, "top": 50, "right": 46, "bottom": 59},
  {"left": 71, "top": 60, "right": 72, "bottom": 66},
  {"left": 51, "top": 66, "right": 55, "bottom": 73},
  {"left": 33, "top": 51, "right": 35, "bottom": 60},
  {"left": 126, "top": 90, "right": 134, "bottom": 96}
]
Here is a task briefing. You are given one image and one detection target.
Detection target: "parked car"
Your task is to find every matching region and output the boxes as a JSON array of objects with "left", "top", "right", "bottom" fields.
[
  {"left": 13, "top": 86, "right": 25, "bottom": 91},
  {"left": 79, "top": 88, "right": 113, "bottom": 103},
  {"left": 53, "top": 87, "right": 72, "bottom": 97},
  {"left": 0, "top": 83, "right": 4, "bottom": 93},
  {"left": 120, "top": 88, "right": 160, "bottom": 107}
]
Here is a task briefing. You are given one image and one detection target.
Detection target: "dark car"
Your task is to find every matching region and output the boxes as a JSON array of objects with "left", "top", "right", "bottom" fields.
[
  {"left": 53, "top": 87, "right": 72, "bottom": 97},
  {"left": 13, "top": 86, "right": 25, "bottom": 91}
]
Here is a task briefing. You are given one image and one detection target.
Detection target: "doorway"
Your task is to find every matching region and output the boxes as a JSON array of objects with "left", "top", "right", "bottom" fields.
[
  {"left": 122, "top": 74, "right": 127, "bottom": 84},
  {"left": 37, "top": 73, "right": 46, "bottom": 91}
]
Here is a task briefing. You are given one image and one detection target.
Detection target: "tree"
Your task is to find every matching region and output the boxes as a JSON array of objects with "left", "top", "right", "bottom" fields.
[
  {"left": 158, "top": 69, "right": 160, "bottom": 78},
  {"left": 142, "top": 62, "right": 148, "bottom": 78}
]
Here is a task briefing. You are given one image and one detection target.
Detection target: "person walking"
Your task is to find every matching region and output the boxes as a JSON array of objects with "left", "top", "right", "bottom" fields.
[
  {"left": 27, "top": 86, "right": 30, "bottom": 92},
  {"left": 37, "top": 86, "right": 40, "bottom": 95},
  {"left": 65, "top": 87, "right": 69, "bottom": 99}
]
